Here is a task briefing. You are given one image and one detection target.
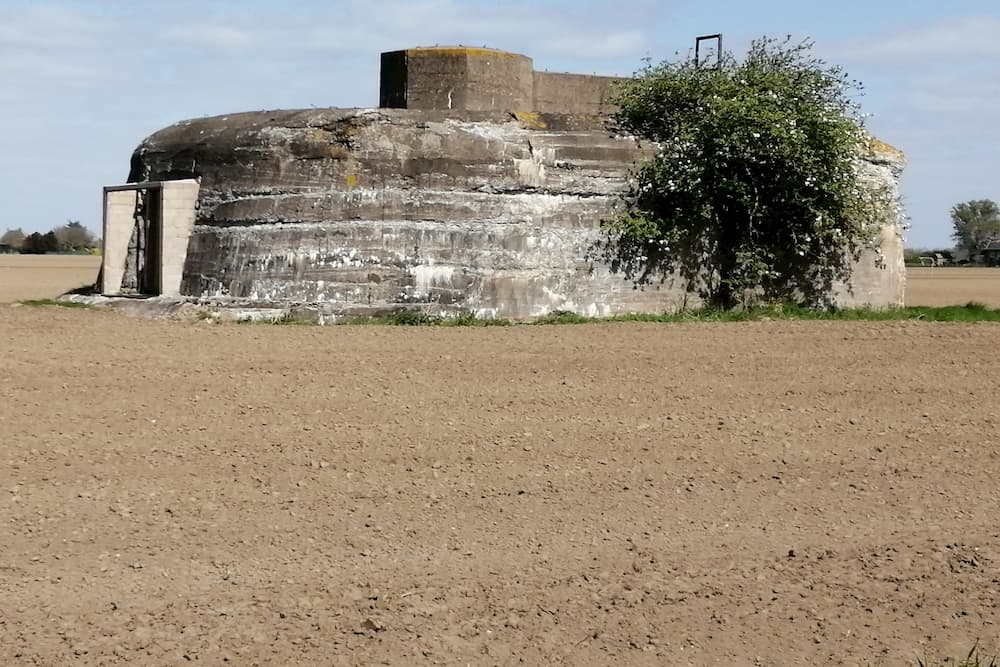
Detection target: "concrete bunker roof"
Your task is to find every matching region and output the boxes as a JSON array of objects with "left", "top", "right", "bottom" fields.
[{"left": 404, "top": 46, "right": 530, "bottom": 59}]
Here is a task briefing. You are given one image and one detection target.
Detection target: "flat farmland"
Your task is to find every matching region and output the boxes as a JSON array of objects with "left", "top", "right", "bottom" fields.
[
  {"left": 906, "top": 267, "right": 1000, "bottom": 307},
  {"left": 0, "top": 254, "right": 101, "bottom": 302},
  {"left": 2, "top": 306, "right": 999, "bottom": 666}
]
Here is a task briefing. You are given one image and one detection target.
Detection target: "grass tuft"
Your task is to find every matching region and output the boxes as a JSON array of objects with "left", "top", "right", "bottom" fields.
[
  {"left": 340, "top": 310, "right": 513, "bottom": 326},
  {"left": 18, "top": 298, "right": 93, "bottom": 309},
  {"left": 384, "top": 310, "right": 441, "bottom": 326},
  {"left": 533, "top": 310, "right": 593, "bottom": 325},
  {"left": 439, "top": 312, "right": 513, "bottom": 327},
  {"left": 916, "top": 642, "right": 998, "bottom": 667},
  {"left": 268, "top": 312, "right": 315, "bottom": 325}
]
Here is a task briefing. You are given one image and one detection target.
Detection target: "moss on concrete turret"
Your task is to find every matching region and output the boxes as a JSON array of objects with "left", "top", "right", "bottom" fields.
[{"left": 867, "top": 137, "right": 907, "bottom": 169}]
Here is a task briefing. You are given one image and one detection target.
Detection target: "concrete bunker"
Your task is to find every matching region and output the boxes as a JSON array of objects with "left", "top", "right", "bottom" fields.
[{"left": 101, "top": 46, "right": 905, "bottom": 318}]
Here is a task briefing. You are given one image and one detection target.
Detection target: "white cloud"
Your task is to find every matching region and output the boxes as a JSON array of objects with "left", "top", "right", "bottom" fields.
[
  {"left": 155, "top": 0, "right": 653, "bottom": 67},
  {"left": 832, "top": 15, "right": 1000, "bottom": 62},
  {"left": 545, "top": 30, "right": 648, "bottom": 59},
  {"left": 163, "top": 24, "right": 256, "bottom": 50},
  {"left": 906, "top": 86, "right": 1000, "bottom": 116},
  {"left": 0, "top": 51, "right": 100, "bottom": 83},
  {"left": 0, "top": 5, "right": 116, "bottom": 111},
  {"left": 0, "top": 4, "right": 109, "bottom": 49}
]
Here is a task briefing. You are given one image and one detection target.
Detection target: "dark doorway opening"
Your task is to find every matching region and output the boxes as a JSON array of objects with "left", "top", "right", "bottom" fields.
[{"left": 122, "top": 187, "right": 162, "bottom": 295}]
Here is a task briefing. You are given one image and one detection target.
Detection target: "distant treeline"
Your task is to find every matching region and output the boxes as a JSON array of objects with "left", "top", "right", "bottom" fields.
[
  {"left": 0, "top": 222, "right": 101, "bottom": 254},
  {"left": 903, "top": 248, "right": 954, "bottom": 266}
]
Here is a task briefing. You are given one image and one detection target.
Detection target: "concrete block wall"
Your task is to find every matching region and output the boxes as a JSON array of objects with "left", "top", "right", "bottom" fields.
[
  {"left": 158, "top": 180, "right": 201, "bottom": 297},
  {"left": 101, "top": 179, "right": 200, "bottom": 297},
  {"left": 101, "top": 189, "right": 139, "bottom": 295}
]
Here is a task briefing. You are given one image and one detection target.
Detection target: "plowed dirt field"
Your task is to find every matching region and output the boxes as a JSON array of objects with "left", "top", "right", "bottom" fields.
[
  {"left": 0, "top": 255, "right": 100, "bottom": 303},
  {"left": 2, "top": 306, "right": 999, "bottom": 666},
  {"left": 906, "top": 267, "right": 1000, "bottom": 307}
]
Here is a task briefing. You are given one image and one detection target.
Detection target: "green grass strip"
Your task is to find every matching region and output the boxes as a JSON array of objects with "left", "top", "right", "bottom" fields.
[{"left": 337, "top": 303, "right": 1000, "bottom": 326}]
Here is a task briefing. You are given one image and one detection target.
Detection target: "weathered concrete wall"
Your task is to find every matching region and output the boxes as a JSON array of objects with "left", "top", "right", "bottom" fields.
[
  {"left": 101, "top": 189, "right": 139, "bottom": 295},
  {"left": 831, "top": 140, "right": 907, "bottom": 307},
  {"left": 379, "top": 47, "right": 622, "bottom": 115},
  {"left": 158, "top": 180, "right": 201, "bottom": 297},
  {"left": 380, "top": 47, "right": 534, "bottom": 112},
  {"left": 532, "top": 72, "right": 624, "bottom": 115},
  {"left": 129, "top": 108, "right": 905, "bottom": 318}
]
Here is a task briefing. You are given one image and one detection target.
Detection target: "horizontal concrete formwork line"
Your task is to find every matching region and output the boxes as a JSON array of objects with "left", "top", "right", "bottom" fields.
[
  {"left": 202, "top": 193, "right": 618, "bottom": 228},
  {"left": 187, "top": 218, "right": 614, "bottom": 239}
]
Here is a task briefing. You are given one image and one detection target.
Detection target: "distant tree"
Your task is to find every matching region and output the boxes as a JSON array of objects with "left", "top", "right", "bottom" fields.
[
  {"left": 950, "top": 199, "right": 1000, "bottom": 255},
  {"left": 22, "top": 231, "right": 60, "bottom": 254},
  {"left": 0, "top": 228, "right": 26, "bottom": 250},
  {"left": 53, "top": 220, "right": 96, "bottom": 252},
  {"left": 21, "top": 233, "right": 45, "bottom": 254},
  {"left": 17, "top": 221, "right": 97, "bottom": 254},
  {"left": 41, "top": 231, "right": 59, "bottom": 252}
]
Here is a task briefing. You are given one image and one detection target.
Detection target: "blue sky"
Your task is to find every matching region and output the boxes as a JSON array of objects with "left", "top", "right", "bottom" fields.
[{"left": 1, "top": 0, "right": 997, "bottom": 248}]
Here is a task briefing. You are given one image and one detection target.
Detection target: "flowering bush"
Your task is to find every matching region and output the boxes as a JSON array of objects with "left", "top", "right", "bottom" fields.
[{"left": 604, "top": 37, "right": 891, "bottom": 309}]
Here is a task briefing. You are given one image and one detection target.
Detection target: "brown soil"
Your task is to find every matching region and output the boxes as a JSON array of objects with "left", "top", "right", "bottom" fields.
[
  {"left": 906, "top": 267, "right": 1000, "bottom": 307},
  {"left": 0, "top": 255, "right": 100, "bottom": 303},
  {"left": 2, "top": 306, "right": 999, "bottom": 666}
]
